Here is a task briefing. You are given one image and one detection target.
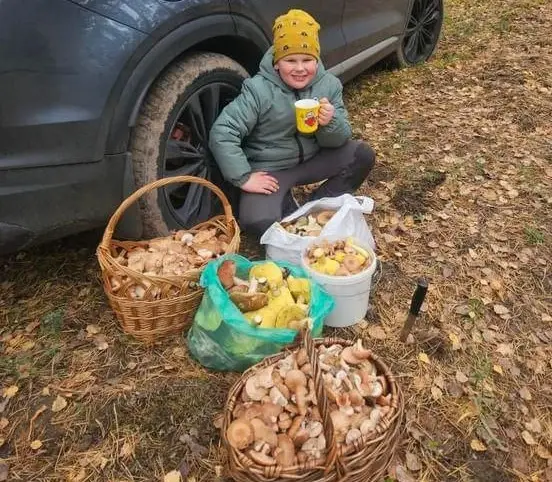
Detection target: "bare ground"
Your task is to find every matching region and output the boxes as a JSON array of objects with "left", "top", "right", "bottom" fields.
[{"left": 1, "top": 0, "right": 551, "bottom": 480}]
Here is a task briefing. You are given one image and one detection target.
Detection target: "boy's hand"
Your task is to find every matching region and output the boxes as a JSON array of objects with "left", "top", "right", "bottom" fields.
[
  {"left": 318, "top": 97, "right": 335, "bottom": 126},
  {"left": 241, "top": 172, "right": 279, "bottom": 194}
]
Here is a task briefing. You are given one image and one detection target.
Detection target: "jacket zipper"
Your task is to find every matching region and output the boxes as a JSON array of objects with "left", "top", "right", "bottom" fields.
[{"left": 293, "top": 90, "right": 305, "bottom": 164}]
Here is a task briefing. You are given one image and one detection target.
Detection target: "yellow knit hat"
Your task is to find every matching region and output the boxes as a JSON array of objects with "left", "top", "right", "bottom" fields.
[{"left": 272, "top": 9, "right": 321, "bottom": 64}]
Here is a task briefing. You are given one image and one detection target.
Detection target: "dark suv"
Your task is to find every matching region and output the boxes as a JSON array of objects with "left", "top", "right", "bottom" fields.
[{"left": 0, "top": 0, "right": 443, "bottom": 254}]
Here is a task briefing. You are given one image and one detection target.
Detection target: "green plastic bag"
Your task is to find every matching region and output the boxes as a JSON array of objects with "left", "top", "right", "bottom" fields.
[{"left": 187, "top": 254, "right": 334, "bottom": 372}]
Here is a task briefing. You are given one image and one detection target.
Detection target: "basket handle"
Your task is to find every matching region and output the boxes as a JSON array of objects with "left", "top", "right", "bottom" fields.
[
  {"left": 99, "top": 175, "right": 235, "bottom": 250},
  {"left": 300, "top": 327, "right": 349, "bottom": 480}
]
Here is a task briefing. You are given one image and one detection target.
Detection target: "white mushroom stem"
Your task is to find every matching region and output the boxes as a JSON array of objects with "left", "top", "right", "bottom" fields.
[{"left": 248, "top": 277, "right": 259, "bottom": 294}]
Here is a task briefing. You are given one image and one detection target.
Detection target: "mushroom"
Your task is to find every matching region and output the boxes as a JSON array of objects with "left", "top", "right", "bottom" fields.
[
  {"left": 352, "top": 339, "right": 372, "bottom": 361},
  {"left": 258, "top": 403, "right": 283, "bottom": 425},
  {"left": 316, "top": 210, "right": 335, "bottom": 226},
  {"left": 285, "top": 370, "right": 307, "bottom": 393},
  {"left": 340, "top": 347, "right": 363, "bottom": 365},
  {"left": 377, "top": 394, "right": 392, "bottom": 407},
  {"left": 248, "top": 443, "right": 276, "bottom": 466},
  {"left": 226, "top": 418, "right": 254, "bottom": 450},
  {"left": 250, "top": 418, "right": 278, "bottom": 449},
  {"left": 345, "top": 428, "right": 362, "bottom": 446},
  {"left": 293, "top": 427, "right": 310, "bottom": 448},
  {"left": 301, "top": 363, "right": 313, "bottom": 376},
  {"left": 278, "top": 412, "right": 293, "bottom": 431},
  {"left": 245, "top": 376, "right": 268, "bottom": 401},
  {"left": 306, "top": 421, "right": 323, "bottom": 438},
  {"left": 196, "top": 248, "right": 214, "bottom": 260},
  {"left": 256, "top": 367, "right": 275, "bottom": 389},
  {"left": 230, "top": 291, "right": 269, "bottom": 312},
  {"left": 349, "top": 390, "right": 365, "bottom": 407},
  {"left": 287, "top": 414, "right": 305, "bottom": 440},
  {"left": 360, "top": 418, "right": 377, "bottom": 436},
  {"left": 342, "top": 255, "right": 363, "bottom": 274},
  {"left": 335, "top": 266, "right": 351, "bottom": 276},
  {"left": 310, "top": 407, "right": 322, "bottom": 422},
  {"left": 269, "top": 386, "right": 288, "bottom": 407},
  {"left": 295, "top": 348, "right": 309, "bottom": 368},
  {"left": 217, "top": 260, "right": 236, "bottom": 289},
  {"left": 274, "top": 434, "right": 296, "bottom": 467},
  {"left": 330, "top": 410, "right": 350, "bottom": 434}
]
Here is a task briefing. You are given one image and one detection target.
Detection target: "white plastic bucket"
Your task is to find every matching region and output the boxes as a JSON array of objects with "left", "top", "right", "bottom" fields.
[{"left": 301, "top": 236, "right": 377, "bottom": 327}]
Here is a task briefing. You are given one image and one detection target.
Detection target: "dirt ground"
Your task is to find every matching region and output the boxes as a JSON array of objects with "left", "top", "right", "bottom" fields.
[{"left": 1, "top": 0, "right": 551, "bottom": 480}]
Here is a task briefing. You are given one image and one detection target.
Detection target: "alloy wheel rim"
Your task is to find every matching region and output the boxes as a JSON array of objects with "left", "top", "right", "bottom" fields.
[{"left": 403, "top": 0, "right": 442, "bottom": 64}]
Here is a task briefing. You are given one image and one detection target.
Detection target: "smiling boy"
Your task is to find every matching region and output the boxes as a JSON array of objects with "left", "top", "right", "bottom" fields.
[{"left": 209, "top": 9, "right": 376, "bottom": 236}]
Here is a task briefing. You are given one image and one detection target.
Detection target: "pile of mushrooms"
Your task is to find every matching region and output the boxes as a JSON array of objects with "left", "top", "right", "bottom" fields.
[
  {"left": 304, "top": 238, "right": 372, "bottom": 276},
  {"left": 226, "top": 339, "right": 392, "bottom": 468},
  {"left": 217, "top": 260, "right": 312, "bottom": 330},
  {"left": 109, "top": 228, "right": 230, "bottom": 299},
  {"left": 280, "top": 210, "right": 336, "bottom": 237}
]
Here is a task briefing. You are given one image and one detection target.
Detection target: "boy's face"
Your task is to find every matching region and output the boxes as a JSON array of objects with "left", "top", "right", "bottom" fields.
[{"left": 274, "top": 54, "right": 318, "bottom": 90}]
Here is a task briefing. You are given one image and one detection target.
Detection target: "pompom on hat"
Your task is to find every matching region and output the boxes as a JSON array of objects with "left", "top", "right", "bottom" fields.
[{"left": 272, "top": 9, "right": 321, "bottom": 64}]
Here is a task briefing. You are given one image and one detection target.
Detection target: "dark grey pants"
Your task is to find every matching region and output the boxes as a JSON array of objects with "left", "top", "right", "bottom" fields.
[{"left": 239, "top": 140, "right": 375, "bottom": 236}]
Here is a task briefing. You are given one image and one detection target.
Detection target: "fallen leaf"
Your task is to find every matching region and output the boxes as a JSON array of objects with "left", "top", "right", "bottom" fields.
[
  {"left": 21, "top": 340, "right": 35, "bottom": 351},
  {"left": 405, "top": 451, "right": 422, "bottom": 471},
  {"left": 455, "top": 305, "right": 471, "bottom": 316},
  {"left": 470, "top": 439, "right": 487, "bottom": 452},
  {"left": 541, "top": 313, "right": 552, "bottom": 322},
  {"left": 0, "top": 461, "right": 8, "bottom": 482},
  {"left": 447, "top": 381, "right": 464, "bottom": 398},
  {"left": 164, "top": 470, "right": 182, "bottom": 482},
  {"left": 25, "top": 321, "right": 40, "bottom": 333},
  {"left": 525, "top": 418, "right": 542, "bottom": 434},
  {"left": 52, "top": 395, "right": 68, "bottom": 412},
  {"left": 0, "top": 438, "right": 4, "bottom": 447},
  {"left": 431, "top": 386, "right": 443, "bottom": 400},
  {"left": 519, "top": 387, "right": 532, "bottom": 401},
  {"left": 3, "top": 386, "right": 18, "bottom": 399},
  {"left": 0, "top": 418, "right": 8, "bottom": 430},
  {"left": 521, "top": 430, "right": 537, "bottom": 446},
  {"left": 449, "top": 333, "right": 462, "bottom": 350},
  {"left": 172, "top": 347, "right": 187, "bottom": 358},
  {"left": 30, "top": 439, "right": 42, "bottom": 450},
  {"left": 68, "top": 468, "right": 87, "bottom": 482},
  {"left": 41, "top": 387, "right": 50, "bottom": 396},
  {"left": 368, "top": 325, "right": 387, "bottom": 340},
  {"left": 496, "top": 343, "right": 513, "bottom": 356},
  {"left": 493, "top": 304, "right": 509, "bottom": 315},
  {"left": 126, "top": 361, "right": 137, "bottom": 370},
  {"left": 394, "top": 463, "right": 415, "bottom": 482},
  {"left": 86, "top": 324, "right": 101, "bottom": 335},
  {"left": 418, "top": 352, "right": 430, "bottom": 364},
  {"left": 119, "top": 440, "right": 135, "bottom": 459},
  {"left": 456, "top": 370, "right": 469, "bottom": 383},
  {"left": 493, "top": 364, "right": 504, "bottom": 376},
  {"left": 428, "top": 241, "right": 439, "bottom": 249},
  {"left": 536, "top": 445, "right": 552, "bottom": 460},
  {"left": 93, "top": 335, "right": 109, "bottom": 351}
]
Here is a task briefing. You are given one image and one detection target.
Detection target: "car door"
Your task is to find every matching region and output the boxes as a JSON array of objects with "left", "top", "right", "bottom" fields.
[
  {"left": 229, "top": 1, "right": 347, "bottom": 69},
  {"left": 342, "top": 0, "right": 410, "bottom": 58}
]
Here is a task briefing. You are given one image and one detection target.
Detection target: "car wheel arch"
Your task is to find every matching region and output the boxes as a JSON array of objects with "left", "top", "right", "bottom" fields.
[{"left": 104, "top": 14, "right": 269, "bottom": 155}]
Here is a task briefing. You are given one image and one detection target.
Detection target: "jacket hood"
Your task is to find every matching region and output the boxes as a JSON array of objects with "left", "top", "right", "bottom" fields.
[{"left": 258, "top": 47, "right": 327, "bottom": 92}]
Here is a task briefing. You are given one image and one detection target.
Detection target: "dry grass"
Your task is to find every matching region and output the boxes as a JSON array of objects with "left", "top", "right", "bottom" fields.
[{"left": 1, "top": 0, "right": 552, "bottom": 480}]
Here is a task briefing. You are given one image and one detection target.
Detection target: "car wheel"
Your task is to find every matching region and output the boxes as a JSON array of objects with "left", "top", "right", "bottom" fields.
[
  {"left": 130, "top": 52, "right": 248, "bottom": 237},
  {"left": 389, "top": 0, "right": 444, "bottom": 68}
]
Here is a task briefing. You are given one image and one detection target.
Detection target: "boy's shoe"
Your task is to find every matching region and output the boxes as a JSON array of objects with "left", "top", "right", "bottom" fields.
[{"left": 282, "top": 191, "right": 301, "bottom": 217}]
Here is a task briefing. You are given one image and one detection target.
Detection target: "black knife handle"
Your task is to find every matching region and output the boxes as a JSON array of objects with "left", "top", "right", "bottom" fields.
[{"left": 409, "top": 278, "right": 428, "bottom": 316}]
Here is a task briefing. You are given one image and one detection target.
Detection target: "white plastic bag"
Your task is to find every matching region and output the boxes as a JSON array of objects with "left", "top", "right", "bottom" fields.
[{"left": 260, "top": 194, "right": 376, "bottom": 266}]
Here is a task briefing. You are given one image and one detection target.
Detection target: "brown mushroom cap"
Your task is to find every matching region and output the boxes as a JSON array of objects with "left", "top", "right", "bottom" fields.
[
  {"left": 230, "top": 291, "right": 269, "bottom": 312},
  {"left": 248, "top": 448, "right": 276, "bottom": 466},
  {"left": 275, "top": 434, "right": 296, "bottom": 467},
  {"left": 226, "top": 418, "right": 254, "bottom": 450},
  {"left": 316, "top": 210, "right": 335, "bottom": 226},
  {"left": 343, "top": 255, "right": 363, "bottom": 274},
  {"left": 341, "top": 347, "right": 363, "bottom": 365},
  {"left": 335, "top": 266, "right": 351, "bottom": 276},
  {"left": 295, "top": 348, "right": 309, "bottom": 368},
  {"left": 217, "top": 260, "right": 236, "bottom": 289},
  {"left": 284, "top": 370, "right": 307, "bottom": 393},
  {"left": 250, "top": 418, "right": 278, "bottom": 448}
]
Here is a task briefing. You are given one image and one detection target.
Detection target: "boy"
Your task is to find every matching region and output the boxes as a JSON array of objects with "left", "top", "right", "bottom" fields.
[{"left": 209, "top": 9, "right": 375, "bottom": 236}]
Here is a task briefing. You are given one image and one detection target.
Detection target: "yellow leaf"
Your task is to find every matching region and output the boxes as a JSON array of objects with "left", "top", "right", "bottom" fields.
[
  {"left": 86, "top": 324, "right": 101, "bottom": 335},
  {"left": 521, "top": 431, "right": 537, "bottom": 446},
  {"left": 30, "top": 440, "right": 43, "bottom": 450},
  {"left": 418, "top": 352, "right": 430, "bottom": 364},
  {"left": 51, "top": 395, "right": 68, "bottom": 413},
  {"left": 164, "top": 470, "right": 182, "bottom": 482},
  {"left": 470, "top": 439, "right": 487, "bottom": 452},
  {"left": 3, "top": 386, "right": 18, "bottom": 399},
  {"left": 449, "top": 333, "right": 461, "bottom": 350},
  {"left": 492, "top": 364, "right": 503, "bottom": 375},
  {"left": 536, "top": 445, "right": 552, "bottom": 460}
]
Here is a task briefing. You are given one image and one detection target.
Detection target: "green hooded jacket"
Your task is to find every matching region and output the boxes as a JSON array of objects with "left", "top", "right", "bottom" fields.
[{"left": 209, "top": 48, "right": 352, "bottom": 187}]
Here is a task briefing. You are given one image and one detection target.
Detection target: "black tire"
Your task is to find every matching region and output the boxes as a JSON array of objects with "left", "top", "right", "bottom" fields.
[
  {"left": 130, "top": 52, "right": 248, "bottom": 237},
  {"left": 388, "top": 0, "right": 444, "bottom": 68}
]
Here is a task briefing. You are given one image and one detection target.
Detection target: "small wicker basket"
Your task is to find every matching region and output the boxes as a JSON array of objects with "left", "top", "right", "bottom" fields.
[
  {"left": 96, "top": 176, "right": 240, "bottom": 344},
  {"left": 222, "top": 329, "right": 404, "bottom": 482}
]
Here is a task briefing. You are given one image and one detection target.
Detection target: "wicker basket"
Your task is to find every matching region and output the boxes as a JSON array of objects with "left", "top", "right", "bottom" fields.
[
  {"left": 97, "top": 176, "right": 240, "bottom": 344},
  {"left": 222, "top": 329, "right": 404, "bottom": 482}
]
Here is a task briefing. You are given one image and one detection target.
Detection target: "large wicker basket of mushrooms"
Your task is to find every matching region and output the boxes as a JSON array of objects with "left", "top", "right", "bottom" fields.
[
  {"left": 97, "top": 176, "right": 240, "bottom": 344},
  {"left": 222, "top": 329, "right": 404, "bottom": 482}
]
